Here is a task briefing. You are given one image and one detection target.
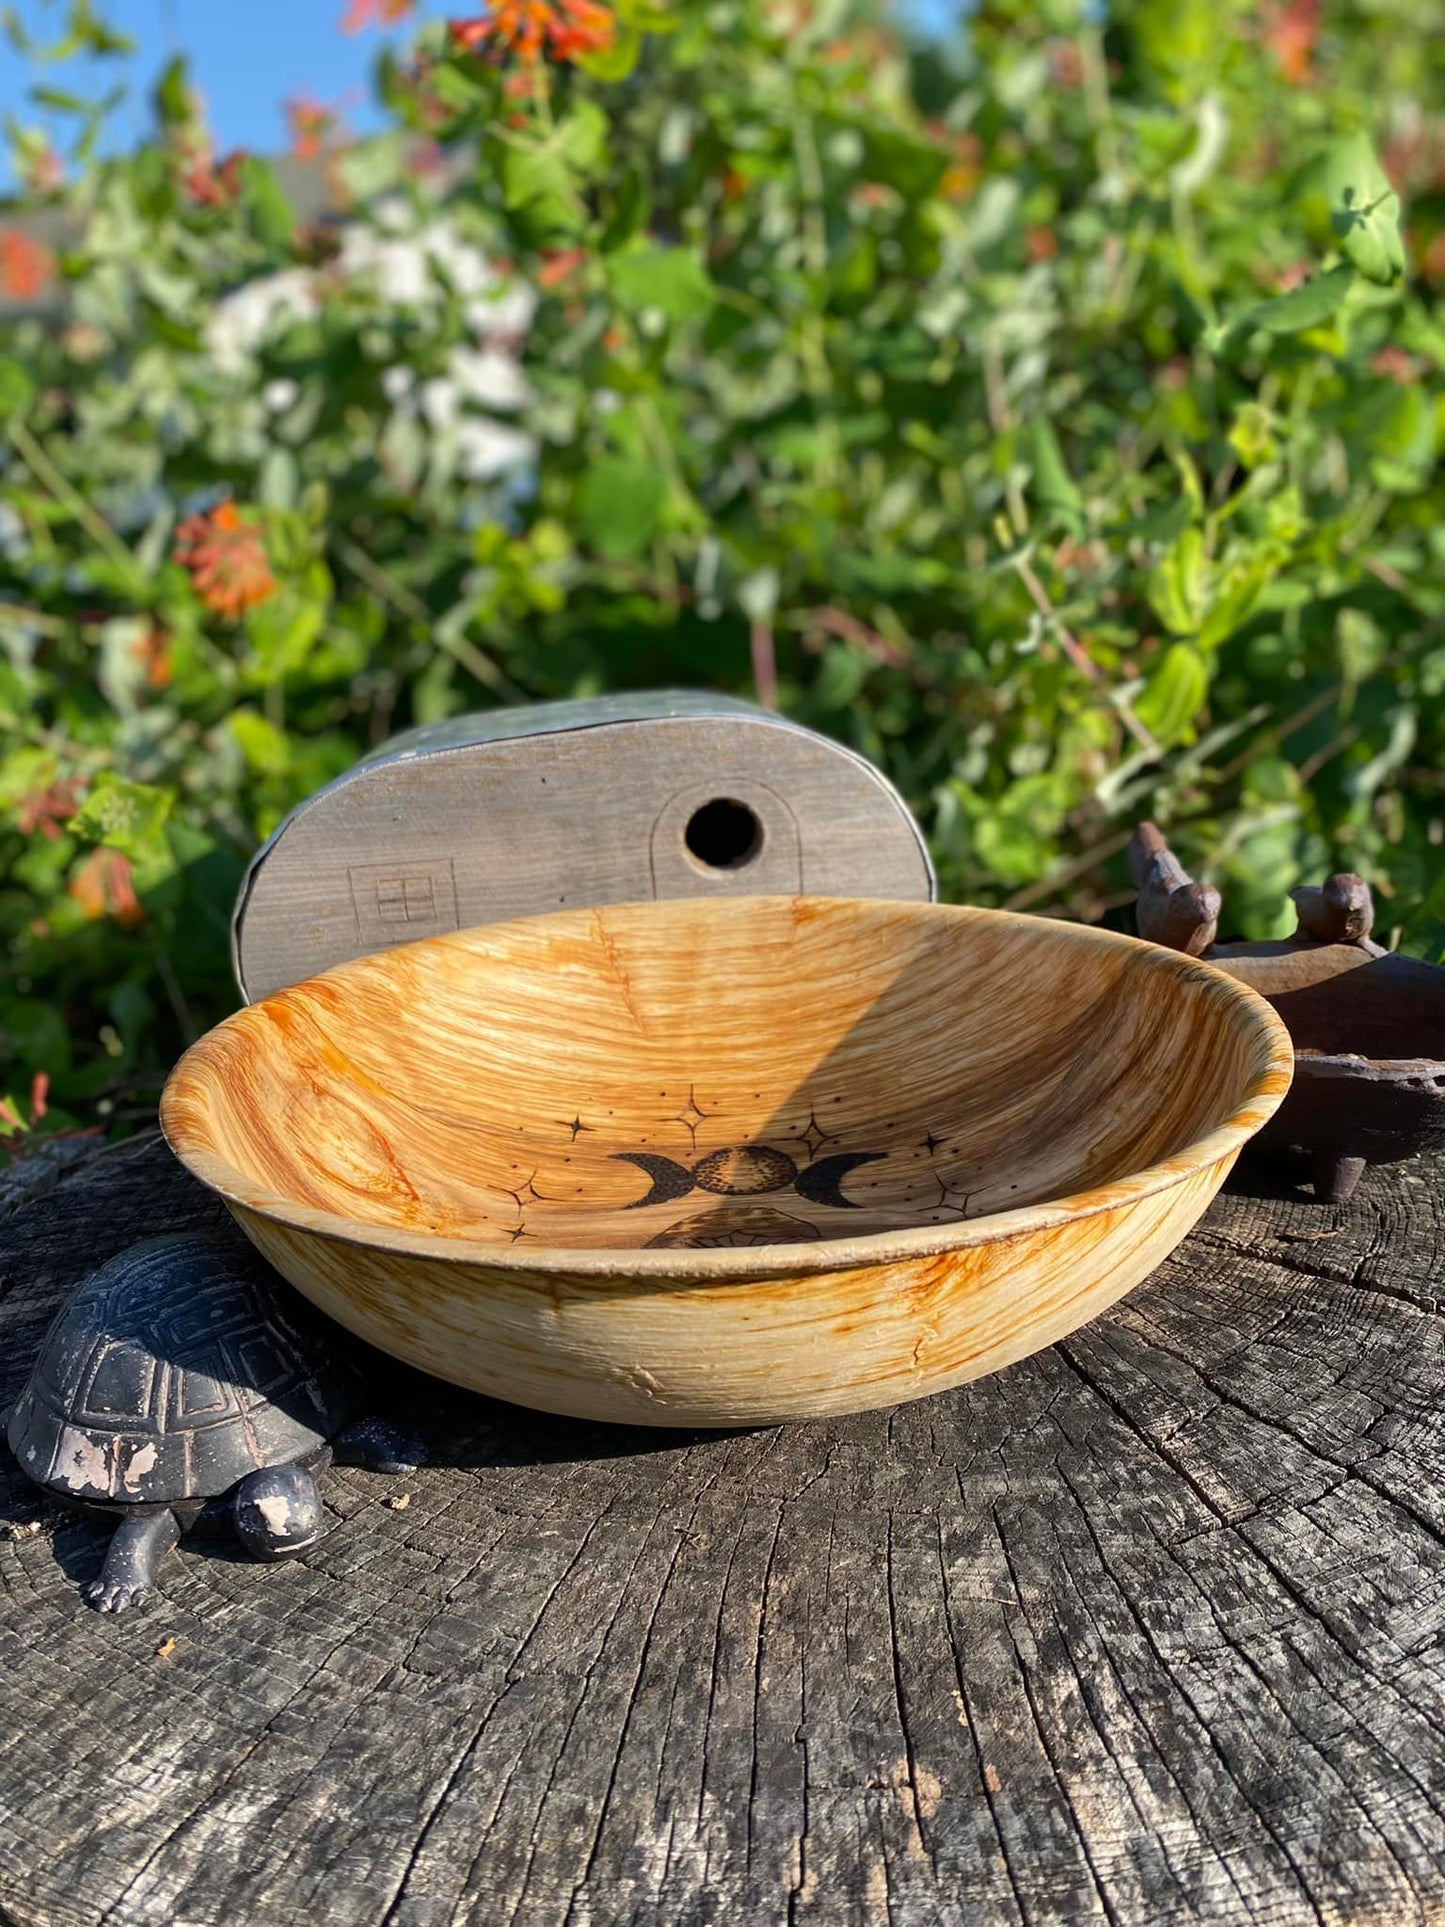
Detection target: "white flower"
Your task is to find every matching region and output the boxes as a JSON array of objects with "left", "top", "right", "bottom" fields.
[
  {"left": 419, "top": 375, "right": 460, "bottom": 432},
  {"left": 337, "top": 214, "right": 495, "bottom": 307},
  {"left": 263, "top": 377, "right": 299, "bottom": 413},
  {"left": 456, "top": 420, "right": 536, "bottom": 481},
  {"left": 450, "top": 346, "right": 531, "bottom": 412},
  {"left": 466, "top": 281, "right": 537, "bottom": 342},
  {"left": 206, "top": 269, "right": 319, "bottom": 374}
]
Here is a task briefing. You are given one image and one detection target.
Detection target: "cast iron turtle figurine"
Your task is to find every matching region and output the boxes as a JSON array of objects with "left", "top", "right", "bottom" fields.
[{"left": 6, "top": 1231, "right": 421, "bottom": 1613}]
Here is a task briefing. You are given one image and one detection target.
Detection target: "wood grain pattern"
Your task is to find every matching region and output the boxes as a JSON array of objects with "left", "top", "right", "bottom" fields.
[
  {"left": 4, "top": 1138, "right": 1445, "bottom": 1927},
  {"left": 233, "top": 703, "right": 935, "bottom": 1003},
  {"left": 162, "top": 896, "right": 1292, "bottom": 1425}
]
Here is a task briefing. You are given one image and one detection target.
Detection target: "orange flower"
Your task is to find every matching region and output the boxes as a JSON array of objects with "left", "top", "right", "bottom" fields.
[
  {"left": 342, "top": 0, "right": 417, "bottom": 29},
  {"left": 69, "top": 848, "right": 144, "bottom": 927},
  {"left": 287, "top": 96, "right": 343, "bottom": 161},
  {"left": 1054, "top": 538, "right": 1108, "bottom": 575},
  {"left": 939, "top": 132, "right": 982, "bottom": 202},
  {"left": 0, "top": 1072, "right": 50, "bottom": 1139},
  {"left": 538, "top": 246, "right": 588, "bottom": 288},
  {"left": 0, "top": 230, "right": 53, "bottom": 303},
  {"left": 131, "top": 627, "right": 174, "bottom": 691},
  {"left": 16, "top": 777, "right": 85, "bottom": 842},
  {"left": 1025, "top": 226, "right": 1060, "bottom": 263},
  {"left": 174, "top": 502, "right": 277, "bottom": 620},
  {"left": 1262, "top": 0, "right": 1319, "bottom": 85},
  {"left": 451, "top": 0, "right": 616, "bottom": 65},
  {"left": 1270, "top": 259, "right": 1313, "bottom": 294},
  {"left": 22, "top": 144, "right": 64, "bottom": 195},
  {"left": 1372, "top": 346, "right": 1417, "bottom": 384},
  {"left": 1047, "top": 38, "right": 1085, "bottom": 88},
  {"left": 184, "top": 149, "right": 246, "bottom": 208}
]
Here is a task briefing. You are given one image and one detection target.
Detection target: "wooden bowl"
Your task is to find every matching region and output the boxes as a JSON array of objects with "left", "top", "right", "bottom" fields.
[{"left": 160, "top": 896, "right": 1292, "bottom": 1427}]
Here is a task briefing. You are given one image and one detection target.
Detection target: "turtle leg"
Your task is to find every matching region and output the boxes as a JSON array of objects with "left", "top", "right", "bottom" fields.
[
  {"left": 231, "top": 1465, "right": 327, "bottom": 1563},
  {"left": 333, "top": 1416, "right": 425, "bottom": 1476},
  {"left": 85, "top": 1509, "right": 181, "bottom": 1614}
]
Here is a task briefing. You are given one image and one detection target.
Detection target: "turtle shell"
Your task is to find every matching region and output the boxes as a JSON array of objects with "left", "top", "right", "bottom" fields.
[{"left": 7, "top": 1234, "right": 352, "bottom": 1507}]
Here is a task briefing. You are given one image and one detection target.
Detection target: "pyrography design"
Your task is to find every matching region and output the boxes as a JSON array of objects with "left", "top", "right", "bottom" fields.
[
  {"left": 612, "top": 1140, "right": 886, "bottom": 1249},
  {"left": 496, "top": 1104, "right": 985, "bottom": 1249}
]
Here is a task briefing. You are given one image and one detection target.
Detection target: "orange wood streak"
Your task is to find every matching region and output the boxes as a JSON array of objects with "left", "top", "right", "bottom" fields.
[{"left": 161, "top": 896, "right": 1291, "bottom": 1425}]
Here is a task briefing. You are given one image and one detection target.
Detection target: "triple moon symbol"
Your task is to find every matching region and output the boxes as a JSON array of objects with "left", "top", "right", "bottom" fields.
[{"left": 613, "top": 1143, "right": 886, "bottom": 1211}]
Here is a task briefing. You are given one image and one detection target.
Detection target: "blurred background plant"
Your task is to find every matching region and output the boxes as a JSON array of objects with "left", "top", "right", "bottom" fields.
[{"left": 1, "top": 0, "right": 1443, "bottom": 1149}]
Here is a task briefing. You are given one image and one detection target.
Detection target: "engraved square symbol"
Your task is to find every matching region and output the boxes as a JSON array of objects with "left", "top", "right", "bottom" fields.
[
  {"left": 349, "top": 858, "right": 458, "bottom": 948},
  {"left": 374, "top": 875, "right": 436, "bottom": 924},
  {"left": 375, "top": 879, "right": 409, "bottom": 923}
]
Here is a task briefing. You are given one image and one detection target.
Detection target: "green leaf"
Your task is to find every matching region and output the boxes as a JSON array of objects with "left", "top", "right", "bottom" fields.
[
  {"left": 0, "top": 356, "right": 35, "bottom": 420},
  {"left": 427, "top": 60, "right": 491, "bottom": 112},
  {"left": 617, "top": 0, "right": 677, "bottom": 27},
  {"left": 1131, "top": 0, "right": 1215, "bottom": 85},
  {"left": 599, "top": 165, "right": 651, "bottom": 254},
  {"left": 1227, "top": 401, "right": 1279, "bottom": 469},
  {"left": 1134, "top": 643, "right": 1209, "bottom": 746},
  {"left": 1237, "top": 265, "right": 1355, "bottom": 338},
  {"left": 1147, "top": 527, "right": 1208, "bottom": 636},
  {"left": 575, "top": 457, "right": 667, "bottom": 560},
  {"left": 239, "top": 156, "right": 295, "bottom": 252},
  {"left": 858, "top": 126, "right": 950, "bottom": 201},
  {"left": 608, "top": 244, "right": 714, "bottom": 322},
  {"left": 0, "top": 997, "right": 72, "bottom": 1076},
  {"left": 1027, "top": 421, "right": 1084, "bottom": 532},
  {"left": 1296, "top": 133, "right": 1405, "bottom": 286},
  {"left": 152, "top": 53, "right": 191, "bottom": 128},
  {"left": 29, "top": 85, "right": 88, "bottom": 113},
  {"left": 576, "top": 21, "right": 641, "bottom": 81},
  {"left": 69, "top": 774, "right": 174, "bottom": 855},
  {"left": 503, "top": 98, "right": 609, "bottom": 211},
  {"left": 227, "top": 708, "right": 292, "bottom": 777}
]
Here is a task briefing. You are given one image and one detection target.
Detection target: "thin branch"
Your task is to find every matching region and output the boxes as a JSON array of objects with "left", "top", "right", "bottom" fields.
[
  {"left": 1011, "top": 554, "right": 1160, "bottom": 756},
  {"left": 336, "top": 536, "right": 430, "bottom": 622},
  {"left": 799, "top": 605, "right": 908, "bottom": 669},
  {"left": 0, "top": 599, "right": 67, "bottom": 637},
  {"left": 7, "top": 421, "right": 137, "bottom": 575},
  {"left": 152, "top": 943, "right": 198, "bottom": 1046},
  {"left": 1214, "top": 680, "right": 1343, "bottom": 785},
  {"left": 750, "top": 619, "right": 778, "bottom": 710},
  {"left": 336, "top": 536, "right": 521, "bottom": 700},
  {"left": 1001, "top": 826, "right": 1138, "bottom": 913}
]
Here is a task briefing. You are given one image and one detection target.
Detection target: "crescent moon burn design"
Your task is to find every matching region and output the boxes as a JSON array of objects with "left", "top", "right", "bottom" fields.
[
  {"left": 793, "top": 1152, "right": 887, "bottom": 1209},
  {"left": 613, "top": 1144, "right": 887, "bottom": 1212},
  {"left": 612, "top": 1153, "right": 696, "bottom": 1208}
]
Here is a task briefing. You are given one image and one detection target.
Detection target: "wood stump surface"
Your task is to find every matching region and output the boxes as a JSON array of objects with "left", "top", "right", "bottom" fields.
[{"left": 1, "top": 1135, "right": 1443, "bottom": 1927}]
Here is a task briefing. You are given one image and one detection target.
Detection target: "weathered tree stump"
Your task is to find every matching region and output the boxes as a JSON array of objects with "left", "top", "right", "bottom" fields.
[{"left": 2, "top": 1136, "right": 1444, "bottom": 1926}]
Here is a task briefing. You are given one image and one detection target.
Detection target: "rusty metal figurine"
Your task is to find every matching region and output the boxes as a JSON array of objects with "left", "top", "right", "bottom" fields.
[{"left": 1131, "top": 823, "right": 1445, "bottom": 1202}]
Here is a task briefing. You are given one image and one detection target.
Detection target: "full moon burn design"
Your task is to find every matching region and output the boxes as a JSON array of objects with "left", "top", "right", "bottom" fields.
[{"left": 612, "top": 1143, "right": 885, "bottom": 1249}]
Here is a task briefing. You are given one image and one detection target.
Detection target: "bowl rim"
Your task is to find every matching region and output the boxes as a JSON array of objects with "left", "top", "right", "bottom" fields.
[{"left": 160, "top": 896, "right": 1295, "bottom": 1282}]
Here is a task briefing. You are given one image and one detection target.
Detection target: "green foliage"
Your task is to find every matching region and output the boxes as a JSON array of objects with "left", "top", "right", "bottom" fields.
[{"left": 2, "top": 0, "right": 1445, "bottom": 1139}]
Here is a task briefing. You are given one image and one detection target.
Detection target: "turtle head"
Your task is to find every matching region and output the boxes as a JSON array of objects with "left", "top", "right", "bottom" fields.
[{"left": 232, "top": 1465, "right": 326, "bottom": 1563}]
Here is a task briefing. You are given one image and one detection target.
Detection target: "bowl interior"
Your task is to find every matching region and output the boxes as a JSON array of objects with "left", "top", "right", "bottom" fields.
[{"left": 163, "top": 896, "right": 1282, "bottom": 1256}]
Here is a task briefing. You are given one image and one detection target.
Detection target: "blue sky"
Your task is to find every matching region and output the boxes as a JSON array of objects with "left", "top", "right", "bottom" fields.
[
  {"left": 1, "top": 1, "right": 451, "bottom": 174},
  {"left": 2, "top": 0, "right": 957, "bottom": 179}
]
